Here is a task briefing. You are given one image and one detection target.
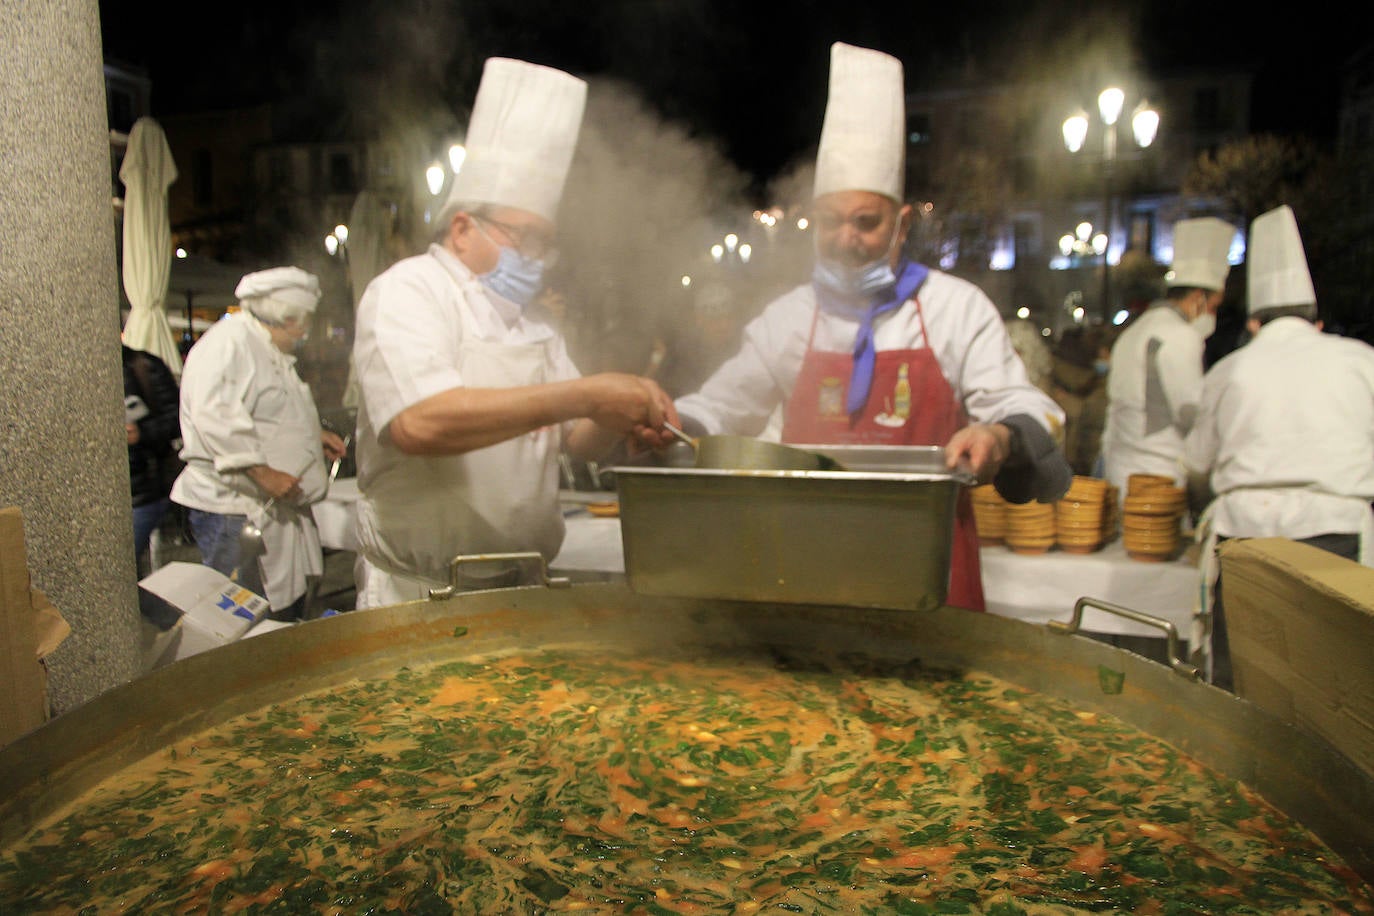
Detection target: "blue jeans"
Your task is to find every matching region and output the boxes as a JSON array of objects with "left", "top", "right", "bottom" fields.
[
  {"left": 132, "top": 499, "right": 169, "bottom": 559},
  {"left": 188, "top": 509, "right": 306, "bottom": 618},
  {"left": 188, "top": 509, "right": 260, "bottom": 592}
]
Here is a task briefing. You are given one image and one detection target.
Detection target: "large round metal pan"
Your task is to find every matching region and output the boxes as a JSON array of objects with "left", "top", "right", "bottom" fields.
[{"left": 2, "top": 583, "right": 1372, "bottom": 884}]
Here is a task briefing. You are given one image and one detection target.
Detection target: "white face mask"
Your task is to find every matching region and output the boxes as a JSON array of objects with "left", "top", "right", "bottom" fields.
[{"left": 1191, "top": 311, "right": 1217, "bottom": 339}]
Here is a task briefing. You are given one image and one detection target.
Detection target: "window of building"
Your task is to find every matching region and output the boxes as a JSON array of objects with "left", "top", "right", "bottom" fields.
[
  {"left": 269, "top": 153, "right": 289, "bottom": 191},
  {"left": 956, "top": 109, "right": 978, "bottom": 147},
  {"left": 1013, "top": 217, "right": 1037, "bottom": 264},
  {"left": 192, "top": 149, "right": 213, "bottom": 208},
  {"left": 329, "top": 152, "right": 355, "bottom": 193},
  {"left": 907, "top": 113, "right": 931, "bottom": 146},
  {"left": 108, "top": 89, "right": 134, "bottom": 134},
  {"left": 1127, "top": 210, "right": 1156, "bottom": 255},
  {"left": 1194, "top": 86, "right": 1221, "bottom": 133}
]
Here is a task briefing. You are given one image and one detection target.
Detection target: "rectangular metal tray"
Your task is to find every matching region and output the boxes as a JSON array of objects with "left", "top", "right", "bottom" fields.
[{"left": 614, "top": 447, "right": 970, "bottom": 611}]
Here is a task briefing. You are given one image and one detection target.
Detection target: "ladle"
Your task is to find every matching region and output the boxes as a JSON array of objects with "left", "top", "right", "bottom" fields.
[{"left": 237, "top": 498, "right": 276, "bottom": 569}]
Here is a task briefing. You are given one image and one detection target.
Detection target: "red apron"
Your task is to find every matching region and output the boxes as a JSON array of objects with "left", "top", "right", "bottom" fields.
[{"left": 781, "top": 299, "right": 986, "bottom": 611}]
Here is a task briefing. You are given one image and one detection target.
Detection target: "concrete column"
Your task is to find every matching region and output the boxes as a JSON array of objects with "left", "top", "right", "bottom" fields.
[{"left": 1, "top": 0, "right": 141, "bottom": 713}]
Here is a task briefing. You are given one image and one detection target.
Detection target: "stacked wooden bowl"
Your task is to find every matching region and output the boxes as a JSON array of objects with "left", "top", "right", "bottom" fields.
[
  {"left": 970, "top": 484, "right": 1009, "bottom": 546},
  {"left": 1122, "top": 476, "right": 1187, "bottom": 561},
  {"left": 1004, "top": 500, "right": 1057, "bottom": 555},
  {"left": 1101, "top": 483, "right": 1121, "bottom": 543},
  {"left": 1055, "top": 476, "right": 1110, "bottom": 554}
]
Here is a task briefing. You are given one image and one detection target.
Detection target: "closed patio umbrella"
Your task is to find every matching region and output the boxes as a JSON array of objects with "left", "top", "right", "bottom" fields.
[{"left": 119, "top": 117, "right": 181, "bottom": 375}]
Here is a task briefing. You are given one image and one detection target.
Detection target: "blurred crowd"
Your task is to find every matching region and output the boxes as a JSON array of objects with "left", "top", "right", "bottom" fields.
[{"left": 1004, "top": 318, "right": 1115, "bottom": 479}]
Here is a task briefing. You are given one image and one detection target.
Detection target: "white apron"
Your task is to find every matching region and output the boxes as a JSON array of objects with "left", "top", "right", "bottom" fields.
[
  {"left": 358, "top": 271, "right": 563, "bottom": 602},
  {"left": 250, "top": 370, "right": 327, "bottom": 610}
]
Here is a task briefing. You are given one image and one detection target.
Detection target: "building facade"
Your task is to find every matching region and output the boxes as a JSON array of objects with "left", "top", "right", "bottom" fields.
[{"left": 904, "top": 67, "right": 1254, "bottom": 330}]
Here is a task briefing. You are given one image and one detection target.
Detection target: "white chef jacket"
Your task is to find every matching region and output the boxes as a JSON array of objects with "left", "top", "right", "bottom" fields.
[
  {"left": 1183, "top": 317, "right": 1374, "bottom": 550},
  {"left": 170, "top": 312, "right": 328, "bottom": 608},
  {"left": 351, "top": 244, "right": 581, "bottom": 591},
  {"left": 675, "top": 270, "right": 1064, "bottom": 437},
  {"left": 1101, "top": 302, "right": 1204, "bottom": 495}
]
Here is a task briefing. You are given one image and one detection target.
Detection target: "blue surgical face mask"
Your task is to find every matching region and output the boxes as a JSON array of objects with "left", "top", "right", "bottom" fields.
[
  {"left": 811, "top": 217, "right": 902, "bottom": 310},
  {"left": 479, "top": 244, "right": 545, "bottom": 308},
  {"left": 813, "top": 257, "right": 897, "bottom": 304}
]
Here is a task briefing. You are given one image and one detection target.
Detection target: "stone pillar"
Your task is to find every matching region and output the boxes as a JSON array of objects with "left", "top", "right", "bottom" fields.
[{"left": 0, "top": 0, "right": 141, "bottom": 712}]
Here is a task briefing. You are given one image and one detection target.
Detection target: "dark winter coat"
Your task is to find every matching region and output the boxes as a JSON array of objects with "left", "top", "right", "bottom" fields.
[{"left": 123, "top": 345, "right": 181, "bottom": 506}]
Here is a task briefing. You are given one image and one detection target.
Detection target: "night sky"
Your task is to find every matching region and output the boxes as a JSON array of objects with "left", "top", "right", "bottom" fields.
[{"left": 98, "top": 0, "right": 1365, "bottom": 193}]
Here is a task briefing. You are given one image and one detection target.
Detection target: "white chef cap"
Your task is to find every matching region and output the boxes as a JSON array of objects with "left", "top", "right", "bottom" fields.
[
  {"left": 442, "top": 58, "right": 587, "bottom": 224},
  {"left": 235, "top": 266, "right": 321, "bottom": 324},
  {"left": 1247, "top": 205, "right": 1316, "bottom": 314},
  {"left": 1165, "top": 217, "right": 1234, "bottom": 292},
  {"left": 813, "top": 43, "right": 905, "bottom": 202}
]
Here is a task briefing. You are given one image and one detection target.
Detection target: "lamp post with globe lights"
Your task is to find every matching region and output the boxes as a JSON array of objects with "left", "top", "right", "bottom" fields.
[
  {"left": 1063, "top": 87, "right": 1159, "bottom": 320},
  {"left": 420, "top": 142, "right": 467, "bottom": 230}
]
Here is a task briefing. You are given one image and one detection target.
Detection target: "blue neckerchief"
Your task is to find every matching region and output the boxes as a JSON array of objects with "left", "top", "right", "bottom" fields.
[{"left": 842, "top": 259, "right": 928, "bottom": 415}]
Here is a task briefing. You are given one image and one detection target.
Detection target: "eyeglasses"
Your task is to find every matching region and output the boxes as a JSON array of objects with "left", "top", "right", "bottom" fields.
[
  {"left": 475, "top": 215, "right": 559, "bottom": 265},
  {"left": 810, "top": 209, "right": 893, "bottom": 236}
]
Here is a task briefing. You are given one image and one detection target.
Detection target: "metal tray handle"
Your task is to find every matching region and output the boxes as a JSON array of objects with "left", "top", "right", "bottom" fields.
[
  {"left": 429, "top": 552, "right": 571, "bottom": 600},
  {"left": 1048, "top": 596, "right": 1201, "bottom": 681}
]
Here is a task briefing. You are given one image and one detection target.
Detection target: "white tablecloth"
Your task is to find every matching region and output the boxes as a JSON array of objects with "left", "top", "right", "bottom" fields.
[
  {"left": 310, "top": 486, "right": 1199, "bottom": 641},
  {"left": 980, "top": 539, "right": 1198, "bottom": 640}
]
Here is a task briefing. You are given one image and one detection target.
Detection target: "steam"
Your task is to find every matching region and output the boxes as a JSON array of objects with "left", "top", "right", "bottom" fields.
[{"left": 553, "top": 79, "right": 756, "bottom": 380}]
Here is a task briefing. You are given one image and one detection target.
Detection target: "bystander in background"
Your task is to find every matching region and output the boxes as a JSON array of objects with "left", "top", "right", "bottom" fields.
[
  {"left": 1004, "top": 317, "right": 1054, "bottom": 396},
  {"left": 1049, "top": 325, "right": 1111, "bottom": 477},
  {"left": 123, "top": 343, "right": 181, "bottom": 576}
]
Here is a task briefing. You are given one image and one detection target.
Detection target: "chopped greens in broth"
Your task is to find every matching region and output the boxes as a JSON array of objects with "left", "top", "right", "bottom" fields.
[{"left": 2, "top": 649, "right": 1371, "bottom": 914}]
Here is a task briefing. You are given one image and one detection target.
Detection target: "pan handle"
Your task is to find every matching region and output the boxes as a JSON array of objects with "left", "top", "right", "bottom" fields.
[
  {"left": 429, "top": 551, "right": 572, "bottom": 600},
  {"left": 1048, "top": 596, "right": 1202, "bottom": 681}
]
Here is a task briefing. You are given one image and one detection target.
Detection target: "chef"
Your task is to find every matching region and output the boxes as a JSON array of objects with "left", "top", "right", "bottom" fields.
[
  {"left": 1101, "top": 216, "right": 1235, "bottom": 497},
  {"left": 1183, "top": 204, "right": 1374, "bottom": 688},
  {"left": 351, "top": 57, "right": 678, "bottom": 609},
  {"left": 674, "top": 43, "right": 1070, "bottom": 612},
  {"left": 171, "top": 267, "right": 347, "bottom": 619}
]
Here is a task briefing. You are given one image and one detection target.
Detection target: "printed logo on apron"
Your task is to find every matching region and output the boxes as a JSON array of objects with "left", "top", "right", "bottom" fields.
[{"left": 817, "top": 376, "right": 846, "bottom": 419}]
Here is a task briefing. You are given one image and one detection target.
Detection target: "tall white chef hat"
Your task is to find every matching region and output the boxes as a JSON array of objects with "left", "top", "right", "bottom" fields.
[
  {"left": 443, "top": 58, "right": 588, "bottom": 223},
  {"left": 813, "top": 43, "right": 906, "bottom": 202},
  {"left": 235, "top": 266, "right": 321, "bottom": 324},
  {"left": 1247, "top": 204, "right": 1316, "bottom": 314},
  {"left": 1165, "top": 217, "right": 1234, "bottom": 292}
]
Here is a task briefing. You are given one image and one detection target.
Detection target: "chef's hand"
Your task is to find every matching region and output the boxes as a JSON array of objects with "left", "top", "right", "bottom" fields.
[
  {"left": 582, "top": 373, "right": 680, "bottom": 444},
  {"left": 246, "top": 464, "right": 303, "bottom": 501},
  {"left": 944, "top": 423, "right": 1012, "bottom": 483},
  {"left": 126, "top": 423, "right": 140, "bottom": 446},
  {"left": 321, "top": 430, "right": 347, "bottom": 462}
]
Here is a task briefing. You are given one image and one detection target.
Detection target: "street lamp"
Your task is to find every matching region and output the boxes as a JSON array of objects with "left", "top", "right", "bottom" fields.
[
  {"left": 421, "top": 143, "right": 466, "bottom": 226},
  {"left": 326, "top": 224, "right": 351, "bottom": 302},
  {"left": 1064, "top": 86, "right": 1158, "bottom": 318},
  {"left": 425, "top": 162, "right": 446, "bottom": 198},
  {"left": 325, "top": 226, "right": 349, "bottom": 263}
]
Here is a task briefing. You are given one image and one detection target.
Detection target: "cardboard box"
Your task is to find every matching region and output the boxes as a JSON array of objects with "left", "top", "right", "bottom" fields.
[
  {"left": 138, "top": 562, "right": 271, "bottom": 665},
  {"left": 0, "top": 507, "right": 72, "bottom": 748},
  {"left": 1219, "top": 538, "right": 1374, "bottom": 778}
]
